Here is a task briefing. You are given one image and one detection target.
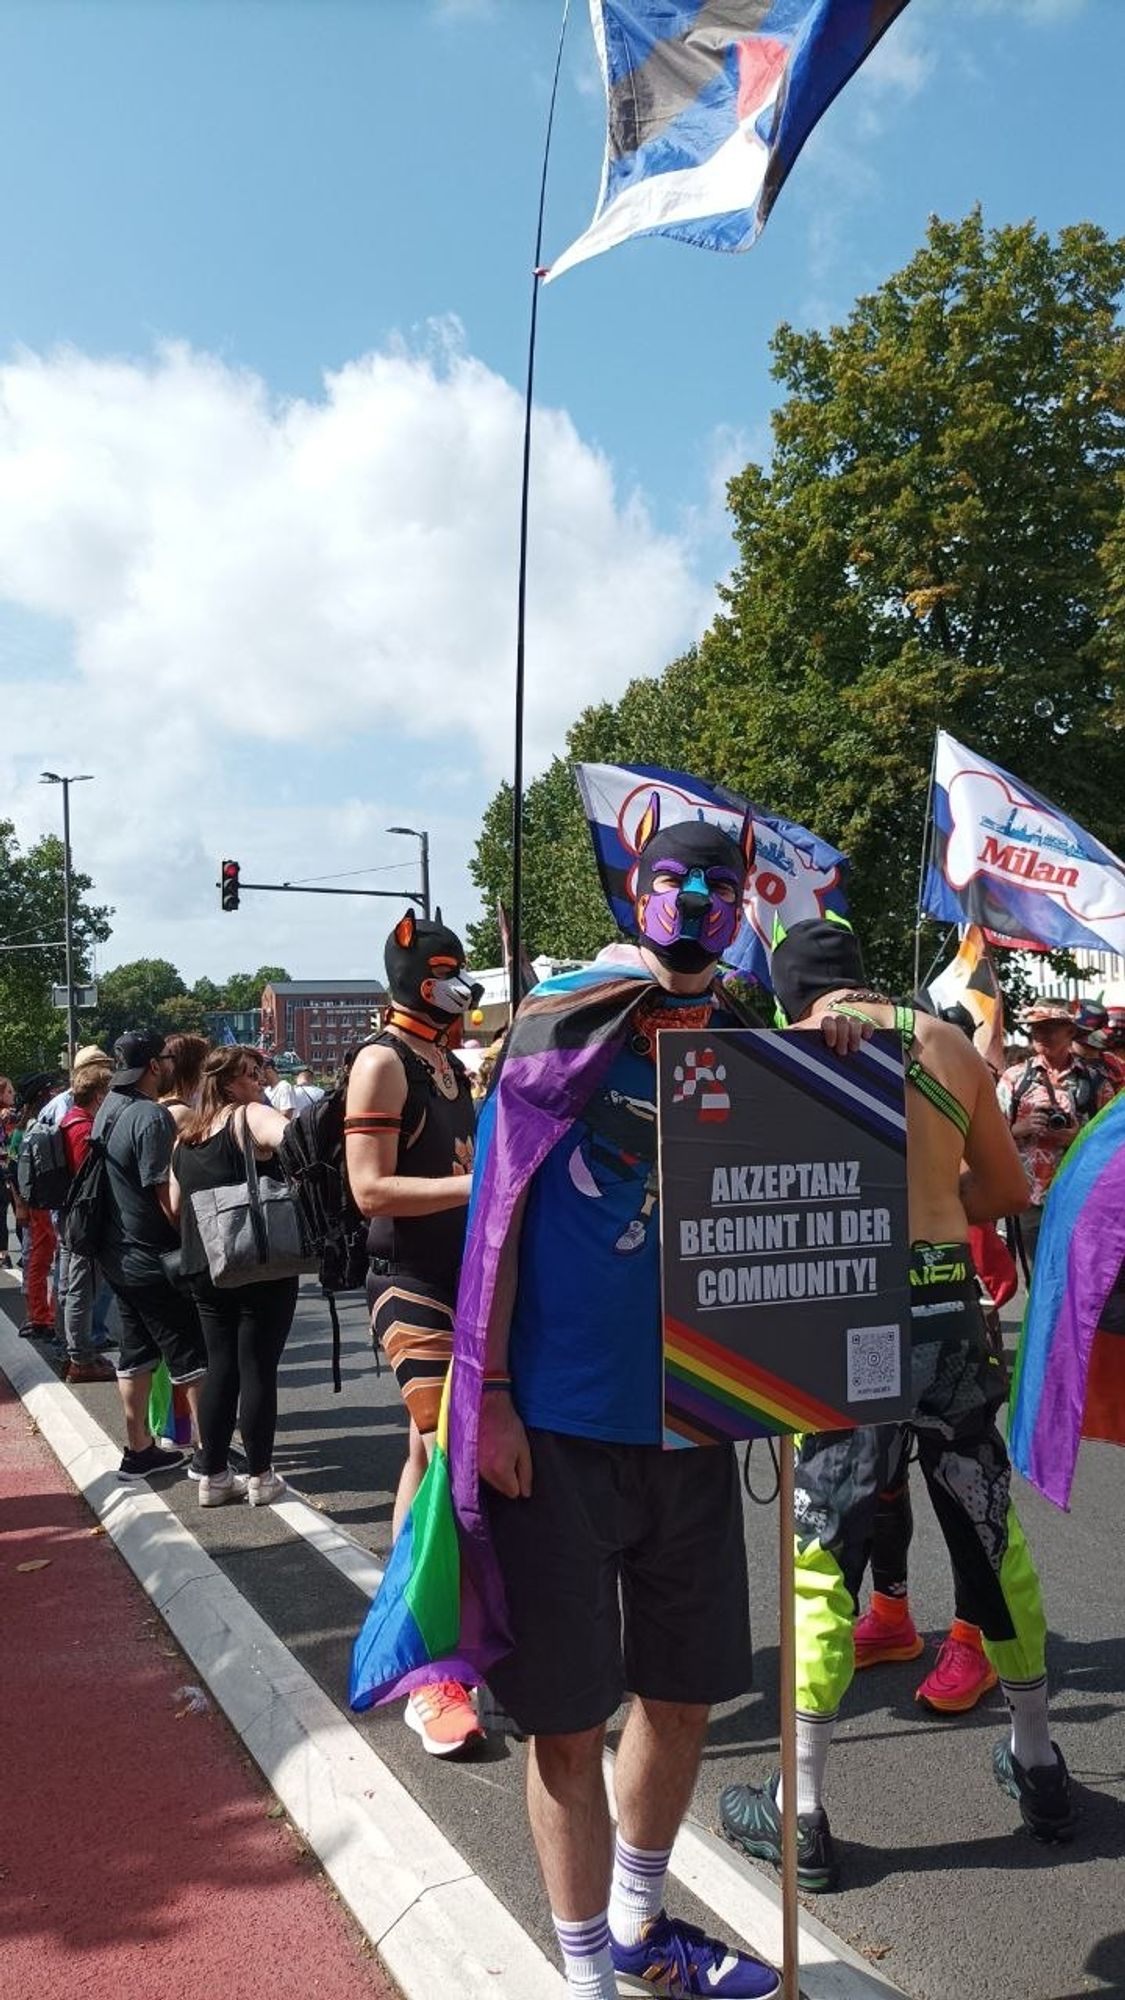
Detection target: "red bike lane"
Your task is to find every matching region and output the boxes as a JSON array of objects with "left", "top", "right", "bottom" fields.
[{"left": 0, "top": 1375, "right": 397, "bottom": 2000}]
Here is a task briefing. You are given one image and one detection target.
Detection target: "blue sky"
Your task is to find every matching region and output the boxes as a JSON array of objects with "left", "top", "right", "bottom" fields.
[{"left": 1, "top": 0, "right": 1121, "bottom": 981}]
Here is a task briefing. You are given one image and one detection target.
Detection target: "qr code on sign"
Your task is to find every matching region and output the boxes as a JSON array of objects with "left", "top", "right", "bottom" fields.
[{"left": 846, "top": 1324, "right": 901, "bottom": 1403}]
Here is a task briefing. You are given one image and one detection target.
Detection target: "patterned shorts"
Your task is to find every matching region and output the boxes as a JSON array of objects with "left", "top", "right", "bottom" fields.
[{"left": 370, "top": 1279, "right": 454, "bottom": 1436}]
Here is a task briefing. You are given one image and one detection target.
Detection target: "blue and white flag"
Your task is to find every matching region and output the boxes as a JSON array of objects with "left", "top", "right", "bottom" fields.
[
  {"left": 922, "top": 731, "right": 1125, "bottom": 956},
  {"left": 575, "top": 759, "right": 849, "bottom": 988},
  {"left": 548, "top": 0, "right": 912, "bottom": 280}
]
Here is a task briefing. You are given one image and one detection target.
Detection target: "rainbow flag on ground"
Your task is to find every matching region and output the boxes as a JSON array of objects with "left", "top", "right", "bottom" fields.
[
  {"left": 350, "top": 962, "right": 658, "bottom": 1710},
  {"left": 1009, "top": 1093, "right": 1125, "bottom": 1509}
]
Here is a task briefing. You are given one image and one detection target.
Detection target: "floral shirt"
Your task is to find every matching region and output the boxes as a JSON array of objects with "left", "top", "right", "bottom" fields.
[{"left": 997, "top": 1055, "right": 1115, "bottom": 1206}]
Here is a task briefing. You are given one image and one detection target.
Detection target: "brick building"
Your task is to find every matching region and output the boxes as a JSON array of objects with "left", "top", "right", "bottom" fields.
[{"left": 260, "top": 979, "right": 387, "bottom": 1070}]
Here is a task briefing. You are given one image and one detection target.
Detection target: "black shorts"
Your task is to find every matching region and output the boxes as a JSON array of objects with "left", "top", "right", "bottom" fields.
[
  {"left": 111, "top": 1280, "right": 207, "bottom": 1385},
  {"left": 483, "top": 1429, "right": 752, "bottom": 1737}
]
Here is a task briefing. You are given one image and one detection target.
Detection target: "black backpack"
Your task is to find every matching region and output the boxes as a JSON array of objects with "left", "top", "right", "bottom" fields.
[
  {"left": 62, "top": 1101, "right": 127, "bottom": 1257},
  {"left": 16, "top": 1121, "right": 71, "bottom": 1211},
  {"left": 277, "top": 1038, "right": 378, "bottom": 1394}
]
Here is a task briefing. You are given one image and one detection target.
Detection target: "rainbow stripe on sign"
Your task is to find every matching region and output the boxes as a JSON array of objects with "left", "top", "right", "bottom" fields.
[{"left": 663, "top": 1314, "right": 850, "bottom": 1448}]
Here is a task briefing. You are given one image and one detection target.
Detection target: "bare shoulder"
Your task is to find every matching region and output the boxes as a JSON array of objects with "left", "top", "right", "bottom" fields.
[
  {"left": 913, "top": 1012, "right": 990, "bottom": 1102},
  {"left": 346, "top": 1040, "right": 407, "bottom": 1115}
]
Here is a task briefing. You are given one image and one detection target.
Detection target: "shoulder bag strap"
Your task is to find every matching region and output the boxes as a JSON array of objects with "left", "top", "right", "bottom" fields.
[{"left": 238, "top": 1108, "right": 270, "bottom": 1266}]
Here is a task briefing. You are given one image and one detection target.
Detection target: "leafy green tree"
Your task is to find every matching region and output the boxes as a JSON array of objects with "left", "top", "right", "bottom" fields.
[
  {"left": 0, "top": 822, "right": 111, "bottom": 1079},
  {"left": 156, "top": 992, "right": 209, "bottom": 1036},
  {"left": 190, "top": 976, "right": 223, "bottom": 1012},
  {"left": 697, "top": 210, "right": 1125, "bottom": 986},
  {"left": 223, "top": 967, "right": 290, "bottom": 1011},
  {"left": 90, "top": 959, "right": 187, "bottom": 1047},
  {"left": 471, "top": 212, "right": 1125, "bottom": 991}
]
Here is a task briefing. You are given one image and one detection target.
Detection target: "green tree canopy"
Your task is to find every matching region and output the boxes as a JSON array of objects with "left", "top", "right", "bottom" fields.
[
  {"left": 90, "top": 959, "right": 188, "bottom": 1048},
  {"left": 470, "top": 211, "right": 1125, "bottom": 991},
  {"left": 0, "top": 822, "right": 111, "bottom": 1080},
  {"left": 223, "top": 967, "right": 291, "bottom": 1011}
]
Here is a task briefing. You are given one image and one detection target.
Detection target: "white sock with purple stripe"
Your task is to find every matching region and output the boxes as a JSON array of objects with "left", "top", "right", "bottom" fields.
[
  {"left": 552, "top": 1912, "right": 616, "bottom": 1999},
  {"left": 607, "top": 1834, "right": 671, "bottom": 1947}
]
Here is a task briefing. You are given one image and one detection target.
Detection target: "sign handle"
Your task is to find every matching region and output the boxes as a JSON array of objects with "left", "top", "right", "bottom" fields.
[{"left": 778, "top": 1436, "right": 800, "bottom": 2000}]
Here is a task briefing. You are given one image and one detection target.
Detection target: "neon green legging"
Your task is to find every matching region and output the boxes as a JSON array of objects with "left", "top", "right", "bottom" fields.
[{"left": 792, "top": 1358, "right": 1048, "bottom": 1715}]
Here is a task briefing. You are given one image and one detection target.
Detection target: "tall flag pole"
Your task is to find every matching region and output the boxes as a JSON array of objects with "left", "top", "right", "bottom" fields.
[
  {"left": 510, "top": 0, "right": 572, "bottom": 1023},
  {"left": 913, "top": 729, "right": 939, "bottom": 992}
]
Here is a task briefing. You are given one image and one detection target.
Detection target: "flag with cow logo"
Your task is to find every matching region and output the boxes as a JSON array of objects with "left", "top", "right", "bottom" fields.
[
  {"left": 574, "top": 759, "right": 849, "bottom": 990},
  {"left": 922, "top": 732, "right": 1125, "bottom": 956}
]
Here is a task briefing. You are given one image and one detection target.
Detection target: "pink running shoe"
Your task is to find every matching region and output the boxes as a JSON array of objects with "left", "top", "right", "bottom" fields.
[
  {"left": 916, "top": 1621, "right": 998, "bottom": 1713},
  {"left": 854, "top": 1591, "right": 924, "bottom": 1668},
  {"left": 405, "top": 1681, "right": 485, "bottom": 1757}
]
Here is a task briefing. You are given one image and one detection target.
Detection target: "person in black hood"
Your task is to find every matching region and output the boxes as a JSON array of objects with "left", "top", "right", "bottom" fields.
[{"left": 345, "top": 910, "right": 483, "bottom": 1758}]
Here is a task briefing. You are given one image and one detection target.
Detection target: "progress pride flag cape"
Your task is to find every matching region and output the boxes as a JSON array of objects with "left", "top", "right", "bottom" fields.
[
  {"left": 1008, "top": 1094, "right": 1125, "bottom": 1511},
  {"left": 350, "top": 961, "right": 656, "bottom": 1709},
  {"left": 548, "top": 0, "right": 912, "bottom": 279}
]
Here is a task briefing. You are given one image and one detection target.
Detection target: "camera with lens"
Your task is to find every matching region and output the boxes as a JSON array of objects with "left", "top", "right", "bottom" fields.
[{"left": 1044, "top": 1108, "right": 1072, "bottom": 1130}]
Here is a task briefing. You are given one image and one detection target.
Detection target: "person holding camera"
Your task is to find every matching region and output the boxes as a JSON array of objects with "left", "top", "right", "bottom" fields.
[{"left": 998, "top": 1004, "right": 1115, "bottom": 1268}]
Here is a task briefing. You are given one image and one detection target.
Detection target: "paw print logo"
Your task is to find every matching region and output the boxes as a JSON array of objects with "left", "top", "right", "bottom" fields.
[{"left": 672, "top": 1048, "right": 731, "bottom": 1122}]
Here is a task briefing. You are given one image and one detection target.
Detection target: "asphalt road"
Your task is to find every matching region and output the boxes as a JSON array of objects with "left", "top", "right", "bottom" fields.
[{"left": 7, "top": 1279, "right": 1123, "bottom": 2000}]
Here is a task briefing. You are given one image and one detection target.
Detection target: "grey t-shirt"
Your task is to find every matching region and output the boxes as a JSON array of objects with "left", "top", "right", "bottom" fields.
[{"left": 91, "top": 1089, "right": 179, "bottom": 1288}]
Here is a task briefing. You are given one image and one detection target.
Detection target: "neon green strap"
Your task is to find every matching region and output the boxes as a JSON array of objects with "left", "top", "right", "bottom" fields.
[{"left": 823, "top": 1002, "right": 971, "bottom": 1139}]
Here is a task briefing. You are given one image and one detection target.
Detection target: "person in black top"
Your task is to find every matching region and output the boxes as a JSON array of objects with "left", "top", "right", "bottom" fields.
[
  {"left": 92, "top": 1032, "right": 207, "bottom": 1483},
  {"left": 170, "top": 1045, "right": 297, "bottom": 1509},
  {"left": 345, "top": 910, "right": 480, "bottom": 1757}
]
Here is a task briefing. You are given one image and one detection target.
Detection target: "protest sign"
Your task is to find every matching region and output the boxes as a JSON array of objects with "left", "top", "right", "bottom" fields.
[{"left": 658, "top": 1029, "right": 913, "bottom": 1446}]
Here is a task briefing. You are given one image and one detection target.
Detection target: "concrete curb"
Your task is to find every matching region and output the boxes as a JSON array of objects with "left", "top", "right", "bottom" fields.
[
  {"left": 1, "top": 1286, "right": 904, "bottom": 1999},
  {"left": 0, "top": 1305, "right": 563, "bottom": 2000}
]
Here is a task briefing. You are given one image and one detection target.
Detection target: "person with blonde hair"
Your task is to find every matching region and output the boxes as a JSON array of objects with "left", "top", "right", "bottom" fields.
[{"left": 170, "top": 1045, "right": 297, "bottom": 1508}]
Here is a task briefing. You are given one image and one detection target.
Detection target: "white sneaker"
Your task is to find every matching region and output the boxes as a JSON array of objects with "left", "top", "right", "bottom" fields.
[
  {"left": 198, "top": 1468, "right": 242, "bottom": 1507},
  {"left": 246, "top": 1468, "right": 286, "bottom": 1507}
]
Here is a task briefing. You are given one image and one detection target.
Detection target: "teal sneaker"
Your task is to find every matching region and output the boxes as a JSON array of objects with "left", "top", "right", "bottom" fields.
[
  {"left": 718, "top": 1772, "right": 839, "bottom": 1893},
  {"left": 992, "top": 1740, "right": 1076, "bottom": 1842}
]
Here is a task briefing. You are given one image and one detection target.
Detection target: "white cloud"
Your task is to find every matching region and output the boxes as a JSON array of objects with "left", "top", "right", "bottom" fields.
[{"left": 0, "top": 328, "right": 712, "bottom": 974}]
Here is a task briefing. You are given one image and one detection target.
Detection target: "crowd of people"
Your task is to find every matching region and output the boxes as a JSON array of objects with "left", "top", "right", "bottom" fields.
[
  {"left": 0, "top": 886, "right": 1122, "bottom": 2000},
  {"left": 0, "top": 1036, "right": 327, "bottom": 1494}
]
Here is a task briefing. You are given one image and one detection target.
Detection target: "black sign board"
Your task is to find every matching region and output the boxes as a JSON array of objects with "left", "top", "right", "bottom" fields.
[{"left": 658, "top": 1029, "right": 913, "bottom": 1444}]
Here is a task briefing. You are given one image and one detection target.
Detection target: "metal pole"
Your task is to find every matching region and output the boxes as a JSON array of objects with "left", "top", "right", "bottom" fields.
[
  {"left": 912, "top": 733, "right": 939, "bottom": 994},
  {"left": 510, "top": 0, "right": 571, "bottom": 1022},
  {"left": 778, "top": 1438, "right": 800, "bottom": 2000},
  {"left": 61, "top": 778, "right": 77, "bottom": 1070},
  {"left": 420, "top": 831, "right": 432, "bottom": 922}
]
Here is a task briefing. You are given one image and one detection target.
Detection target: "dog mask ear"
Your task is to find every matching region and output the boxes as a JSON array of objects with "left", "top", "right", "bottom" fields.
[
  {"left": 634, "top": 790, "right": 661, "bottom": 855},
  {"left": 739, "top": 808, "right": 755, "bottom": 873},
  {"left": 394, "top": 910, "right": 417, "bottom": 951}
]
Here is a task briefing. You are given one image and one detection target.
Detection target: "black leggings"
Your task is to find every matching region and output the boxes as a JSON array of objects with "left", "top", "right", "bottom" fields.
[{"left": 194, "top": 1277, "right": 299, "bottom": 1475}]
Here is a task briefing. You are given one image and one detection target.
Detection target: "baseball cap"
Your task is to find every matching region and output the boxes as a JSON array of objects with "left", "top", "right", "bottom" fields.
[{"left": 110, "top": 1029, "right": 169, "bottom": 1089}]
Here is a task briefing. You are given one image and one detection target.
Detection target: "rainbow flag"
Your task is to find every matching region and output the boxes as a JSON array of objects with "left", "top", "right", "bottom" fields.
[
  {"left": 148, "top": 1361, "right": 192, "bottom": 1447},
  {"left": 350, "top": 962, "right": 658, "bottom": 1709},
  {"left": 1009, "top": 1092, "right": 1125, "bottom": 1509}
]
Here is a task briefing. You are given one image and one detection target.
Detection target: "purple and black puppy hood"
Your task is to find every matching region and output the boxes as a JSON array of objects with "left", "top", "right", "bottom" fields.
[{"left": 631, "top": 792, "right": 754, "bottom": 973}]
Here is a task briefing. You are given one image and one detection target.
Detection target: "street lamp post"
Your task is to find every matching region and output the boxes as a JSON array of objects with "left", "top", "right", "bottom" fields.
[
  {"left": 387, "top": 826, "right": 431, "bottom": 921},
  {"left": 40, "top": 771, "right": 94, "bottom": 1070}
]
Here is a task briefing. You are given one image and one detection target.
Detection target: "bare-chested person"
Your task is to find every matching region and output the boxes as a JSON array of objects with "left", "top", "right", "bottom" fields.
[{"left": 720, "top": 918, "right": 1075, "bottom": 1893}]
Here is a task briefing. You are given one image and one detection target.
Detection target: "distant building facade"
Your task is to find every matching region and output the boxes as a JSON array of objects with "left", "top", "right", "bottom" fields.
[{"left": 260, "top": 980, "right": 388, "bottom": 1069}]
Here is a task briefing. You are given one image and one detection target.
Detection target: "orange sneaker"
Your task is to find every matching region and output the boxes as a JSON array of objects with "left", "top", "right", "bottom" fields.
[
  {"left": 853, "top": 1591, "right": 924, "bottom": 1668},
  {"left": 916, "top": 1621, "right": 998, "bottom": 1713},
  {"left": 404, "top": 1681, "right": 485, "bottom": 1758}
]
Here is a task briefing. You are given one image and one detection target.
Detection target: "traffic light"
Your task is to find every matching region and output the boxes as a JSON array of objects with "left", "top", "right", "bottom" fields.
[{"left": 220, "top": 859, "right": 241, "bottom": 912}]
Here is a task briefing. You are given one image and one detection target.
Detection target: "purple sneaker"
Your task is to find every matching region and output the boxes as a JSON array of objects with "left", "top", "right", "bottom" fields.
[{"left": 610, "top": 1912, "right": 780, "bottom": 1997}]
